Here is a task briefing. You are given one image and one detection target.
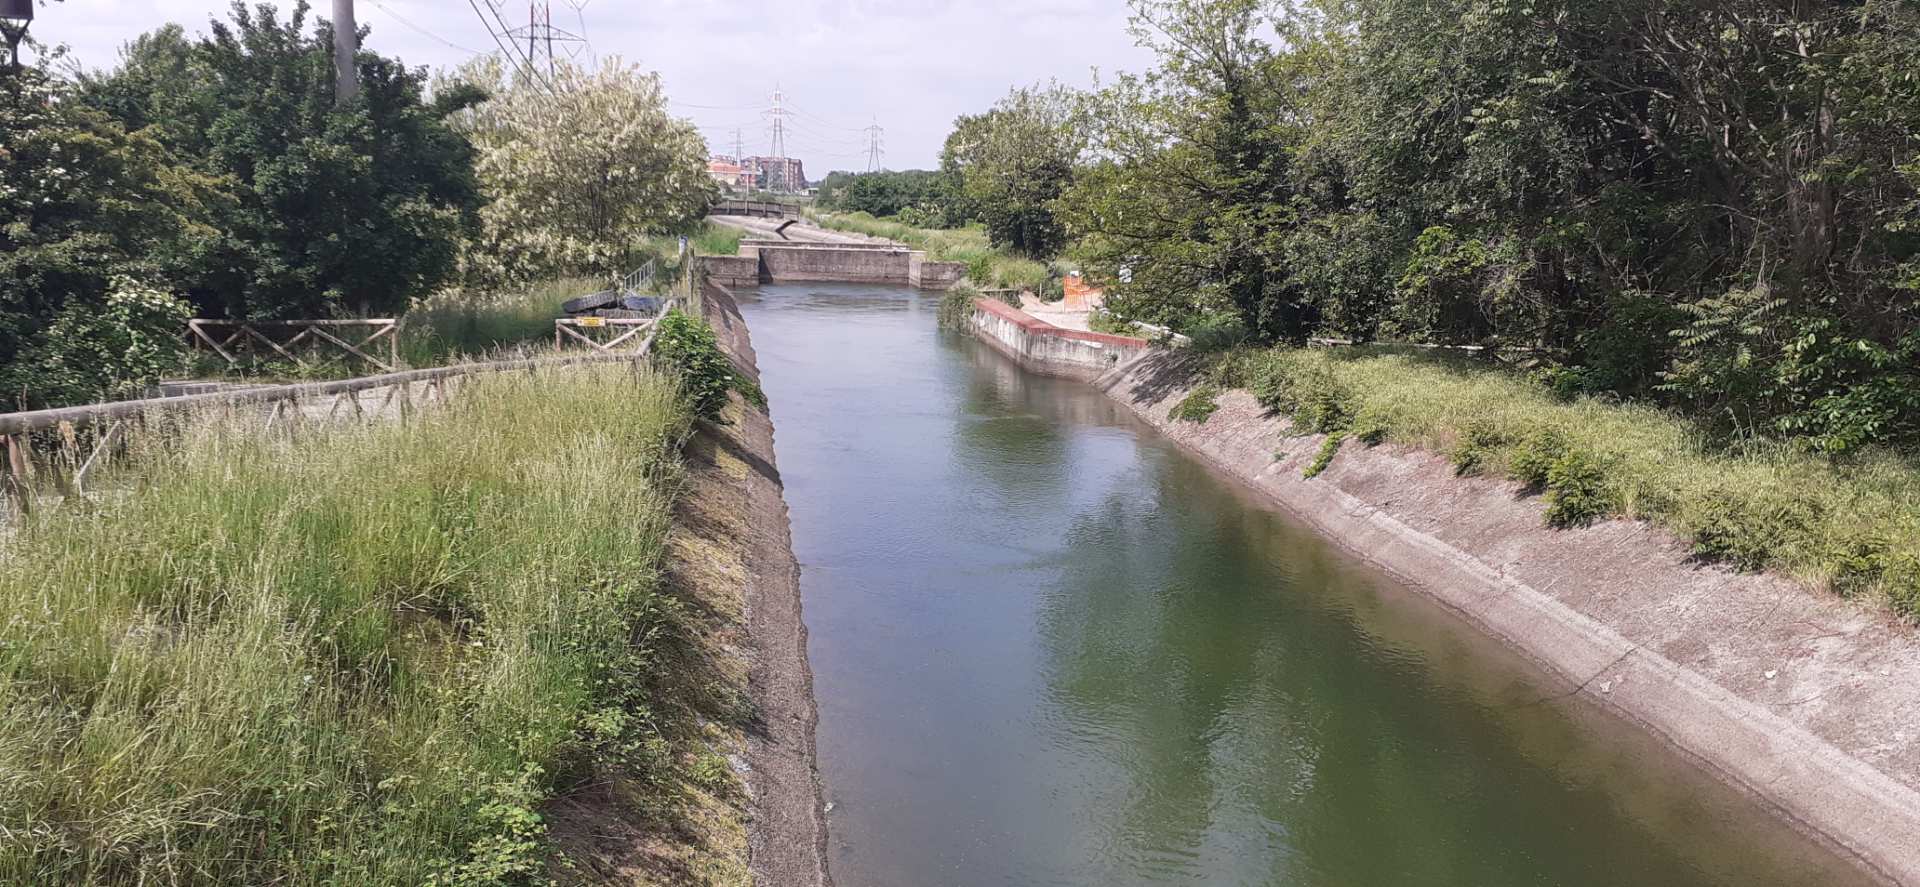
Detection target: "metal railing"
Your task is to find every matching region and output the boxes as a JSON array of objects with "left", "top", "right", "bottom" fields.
[{"left": 712, "top": 199, "right": 802, "bottom": 219}]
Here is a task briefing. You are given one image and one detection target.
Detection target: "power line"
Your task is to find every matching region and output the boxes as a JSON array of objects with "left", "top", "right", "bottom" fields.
[
  {"left": 503, "top": 1, "right": 585, "bottom": 78},
  {"left": 366, "top": 0, "right": 486, "bottom": 54},
  {"left": 471, "top": 0, "right": 552, "bottom": 93}
]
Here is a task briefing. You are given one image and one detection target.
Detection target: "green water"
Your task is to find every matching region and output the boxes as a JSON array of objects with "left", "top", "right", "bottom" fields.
[{"left": 737, "top": 283, "right": 1866, "bottom": 886}]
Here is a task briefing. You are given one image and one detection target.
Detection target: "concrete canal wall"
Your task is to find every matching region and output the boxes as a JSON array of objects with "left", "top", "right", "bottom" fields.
[
  {"left": 964, "top": 297, "right": 1151, "bottom": 382},
  {"left": 1095, "top": 351, "right": 1920, "bottom": 886},
  {"left": 700, "top": 242, "right": 967, "bottom": 290},
  {"left": 699, "top": 282, "right": 832, "bottom": 887}
]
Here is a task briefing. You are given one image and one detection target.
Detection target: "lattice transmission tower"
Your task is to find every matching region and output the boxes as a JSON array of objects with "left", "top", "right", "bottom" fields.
[
  {"left": 864, "top": 122, "right": 885, "bottom": 172},
  {"left": 496, "top": 0, "right": 585, "bottom": 77}
]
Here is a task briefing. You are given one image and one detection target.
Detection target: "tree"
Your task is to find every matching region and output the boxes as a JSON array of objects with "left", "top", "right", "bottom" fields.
[
  {"left": 0, "top": 64, "right": 208, "bottom": 407},
  {"left": 817, "top": 169, "right": 963, "bottom": 223},
  {"left": 451, "top": 56, "right": 715, "bottom": 284},
  {"left": 80, "top": 1, "right": 482, "bottom": 319},
  {"left": 941, "top": 84, "right": 1082, "bottom": 256},
  {"left": 1060, "top": 0, "right": 1312, "bottom": 339}
]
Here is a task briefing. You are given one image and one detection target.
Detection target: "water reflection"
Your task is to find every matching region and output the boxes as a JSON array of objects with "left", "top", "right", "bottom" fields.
[{"left": 737, "top": 282, "right": 1867, "bottom": 887}]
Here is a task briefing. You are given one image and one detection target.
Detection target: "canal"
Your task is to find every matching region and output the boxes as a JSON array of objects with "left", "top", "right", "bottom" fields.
[{"left": 736, "top": 282, "right": 1865, "bottom": 886}]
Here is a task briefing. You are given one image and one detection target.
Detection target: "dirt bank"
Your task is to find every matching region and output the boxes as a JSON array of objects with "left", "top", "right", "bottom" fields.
[
  {"left": 1098, "top": 351, "right": 1920, "bottom": 886},
  {"left": 701, "top": 282, "right": 833, "bottom": 887}
]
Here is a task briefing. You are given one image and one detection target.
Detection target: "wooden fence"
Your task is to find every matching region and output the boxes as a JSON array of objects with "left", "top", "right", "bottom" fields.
[
  {"left": 188, "top": 318, "right": 402, "bottom": 371},
  {"left": 554, "top": 316, "right": 661, "bottom": 352},
  {"left": 0, "top": 350, "right": 658, "bottom": 512}
]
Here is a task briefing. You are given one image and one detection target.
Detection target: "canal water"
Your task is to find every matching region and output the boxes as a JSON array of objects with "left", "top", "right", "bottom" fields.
[{"left": 736, "top": 282, "right": 1865, "bottom": 887}]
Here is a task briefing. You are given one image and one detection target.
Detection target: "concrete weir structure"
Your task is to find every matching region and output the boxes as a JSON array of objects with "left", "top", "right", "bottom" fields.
[
  {"left": 703, "top": 239, "right": 967, "bottom": 290},
  {"left": 964, "top": 296, "right": 1151, "bottom": 381}
]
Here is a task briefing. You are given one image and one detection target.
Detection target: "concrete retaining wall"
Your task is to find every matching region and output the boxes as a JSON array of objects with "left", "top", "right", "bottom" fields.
[
  {"left": 757, "top": 245, "right": 911, "bottom": 283},
  {"left": 965, "top": 297, "right": 1151, "bottom": 382},
  {"left": 1096, "top": 352, "right": 1920, "bottom": 886},
  {"left": 701, "top": 255, "right": 761, "bottom": 288},
  {"left": 909, "top": 255, "right": 966, "bottom": 290}
]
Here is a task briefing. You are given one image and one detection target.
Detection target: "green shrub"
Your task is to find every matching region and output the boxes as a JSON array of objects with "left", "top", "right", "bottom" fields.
[
  {"left": 966, "top": 254, "right": 995, "bottom": 285},
  {"left": 3, "top": 278, "right": 192, "bottom": 408},
  {"left": 939, "top": 283, "right": 982, "bottom": 328},
  {"left": 1677, "top": 489, "right": 1824, "bottom": 572},
  {"left": 1089, "top": 310, "right": 1139, "bottom": 337},
  {"left": 1247, "top": 355, "right": 1353, "bottom": 433},
  {"left": 1183, "top": 342, "right": 1920, "bottom": 616},
  {"left": 652, "top": 309, "right": 762, "bottom": 420},
  {"left": 1542, "top": 449, "right": 1618, "bottom": 528},
  {"left": 1185, "top": 315, "right": 1250, "bottom": 352},
  {"left": 1351, "top": 406, "right": 1391, "bottom": 445},
  {"left": 1449, "top": 418, "right": 1511, "bottom": 476},
  {"left": 1508, "top": 427, "right": 1570, "bottom": 489},
  {"left": 401, "top": 277, "right": 588, "bottom": 367},
  {"left": 692, "top": 223, "right": 742, "bottom": 256},
  {"left": 1171, "top": 384, "right": 1221, "bottom": 423}
]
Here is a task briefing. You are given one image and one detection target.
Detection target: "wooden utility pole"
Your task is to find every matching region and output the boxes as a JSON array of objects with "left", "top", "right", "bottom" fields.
[{"left": 332, "top": 0, "right": 357, "bottom": 105}]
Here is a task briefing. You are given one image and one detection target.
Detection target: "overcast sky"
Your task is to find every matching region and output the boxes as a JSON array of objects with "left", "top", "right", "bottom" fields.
[{"left": 32, "top": 0, "right": 1159, "bottom": 177}]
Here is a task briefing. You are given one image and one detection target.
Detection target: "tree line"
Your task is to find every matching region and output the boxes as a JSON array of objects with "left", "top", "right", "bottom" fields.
[
  {"left": 1, "top": 0, "right": 713, "bottom": 408},
  {"left": 840, "top": 0, "right": 1920, "bottom": 455}
]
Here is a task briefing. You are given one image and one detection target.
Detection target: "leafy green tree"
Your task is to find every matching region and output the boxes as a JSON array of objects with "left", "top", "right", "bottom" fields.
[
  {"left": 451, "top": 56, "right": 715, "bottom": 284},
  {"left": 1062, "top": 0, "right": 1920, "bottom": 449},
  {"left": 941, "top": 84, "right": 1082, "bottom": 256},
  {"left": 0, "top": 64, "right": 212, "bottom": 407},
  {"left": 818, "top": 169, "right": 963, "bottom": 223},
  {"left": 1060, "top": 0, "right": 1312, "bottom": 339},
  {"left": 81, "top": 1, "right": 482, "bottom": 319}
]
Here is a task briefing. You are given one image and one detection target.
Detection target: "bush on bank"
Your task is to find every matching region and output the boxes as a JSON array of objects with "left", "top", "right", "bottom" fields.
[
  {"left": 0, "top": 366, "right": 703, "bottom": 884},
  {"left": 1208, "top": 347, "right": 1920, "bottom": 615}
]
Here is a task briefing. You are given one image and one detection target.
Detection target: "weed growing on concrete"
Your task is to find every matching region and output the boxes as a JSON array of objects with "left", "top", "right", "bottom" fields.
[
  {"left": 1199, "top": 344, "right": 1920, "bottom": 614},
  {"left": 1171, "top": 384, "right": 1221, "bottom": 423},
  {"left": 1305, "top": 430, "right": 1348, "bottom": 479}
]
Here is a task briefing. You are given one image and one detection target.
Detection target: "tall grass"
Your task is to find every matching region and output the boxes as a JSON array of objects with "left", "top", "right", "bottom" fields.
[
  {"left": 0, "top": 365, "right": 694, "bottom": 884},
  {"left": 691, "top": 223, "right": 742, "bottom": 256},
  {"left": 1210, "top": 347, "right": 1920, "bottom": 614},
  {"left": 400, "top": 277, "right": 596, "bottom": 366}
]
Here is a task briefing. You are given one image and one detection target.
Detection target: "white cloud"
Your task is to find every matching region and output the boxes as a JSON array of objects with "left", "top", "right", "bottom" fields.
[{"left": 33, "top": 0, "right": 1159, "bottom": 175}]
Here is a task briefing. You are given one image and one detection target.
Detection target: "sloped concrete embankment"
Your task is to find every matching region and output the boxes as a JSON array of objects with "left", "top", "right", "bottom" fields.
[
  {"left": 1087, "top": 351, "right": 1920, "bottom": 885},
  {"left": 964, "top": 297, "right": 1151, "bottom": 382},
  {"left": 699, "top": 282, "right": 832, "bottom": 887}
]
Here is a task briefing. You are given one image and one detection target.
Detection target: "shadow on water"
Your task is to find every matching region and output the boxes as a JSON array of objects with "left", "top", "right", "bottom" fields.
[{"left": 734, "top": 282, "right": 1870, "bottom": 887}]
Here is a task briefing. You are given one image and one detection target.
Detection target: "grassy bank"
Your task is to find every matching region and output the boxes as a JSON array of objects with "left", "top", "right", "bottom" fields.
[
  {"left": 1198, "top": 347, "right": 1920, "bottom": 615},
  {"left": 811, "top": 212, "right": 1055, "bottom": 292},
  {"left": 0, "top": 364, "right": 752, "bottom": 883}
]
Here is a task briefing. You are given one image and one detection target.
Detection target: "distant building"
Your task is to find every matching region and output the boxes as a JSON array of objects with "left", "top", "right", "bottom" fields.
[
  {"left": 740, "top": 155, "right": 807, "bottom": 193},
  {"left": 708, "top": 157, "right": 757, "bottom": 193}
]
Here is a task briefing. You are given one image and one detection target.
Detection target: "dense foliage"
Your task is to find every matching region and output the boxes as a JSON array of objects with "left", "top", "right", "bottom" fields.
[
  {"left": 0, "top": 65, "right": 210, "bottom": 407},
  {"left": 80, "top": 5, "right": 482, "bottom": 319},
  {"left": 651, "top": 308, "right": 764, "bottom": 420},
  {"left": 942, "top": 84, "right": 1083, "bottom": 256},
  {"left": 1057, "top": 0, "right": 1920, "bottom": 453},
  {"left": 816, "top": 169, "right": 964, "bottom": 225},
  {"left": 450, "top": 57, "right": 715, "bottom": 285}
]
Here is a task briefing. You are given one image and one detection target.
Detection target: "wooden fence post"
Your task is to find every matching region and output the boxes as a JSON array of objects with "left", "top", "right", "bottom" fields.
[{"left": 3, "top": 434, "right": 32, "bottom": 515}]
